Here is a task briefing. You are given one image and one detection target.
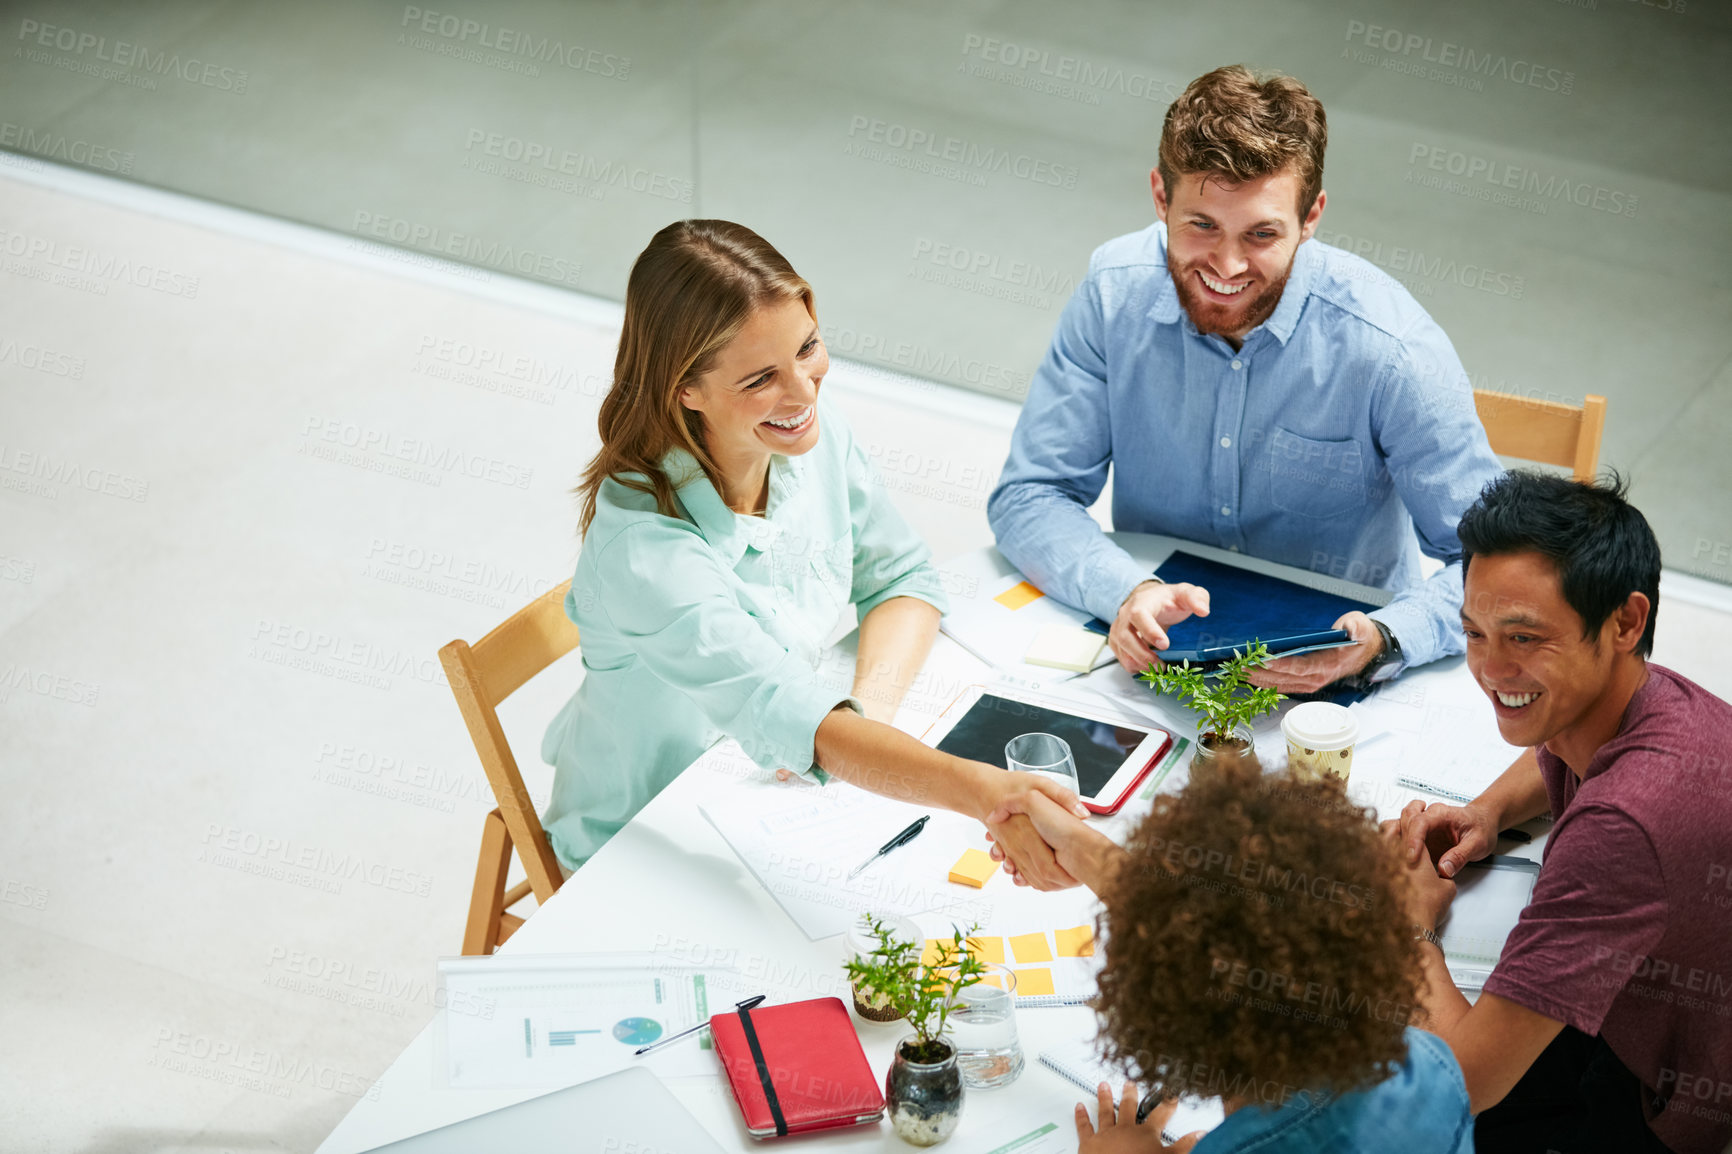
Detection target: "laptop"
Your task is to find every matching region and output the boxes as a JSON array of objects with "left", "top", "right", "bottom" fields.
[{"left": 359, "top": 1066, "right": 729, "bottom": 1153}]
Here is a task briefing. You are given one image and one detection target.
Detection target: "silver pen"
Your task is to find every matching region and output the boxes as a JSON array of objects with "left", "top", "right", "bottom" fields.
[
  {"left": 634, "top": 994, "right": 764, "bottom": 1056},
  {"left": 1396, "top": 776, "right": 1475, "bottom": 805}
]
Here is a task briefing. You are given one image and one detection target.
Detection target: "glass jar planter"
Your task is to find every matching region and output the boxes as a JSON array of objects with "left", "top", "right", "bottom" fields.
[
  {"left": 885, "top": 1033, "right": 964, "bottom": 1146},
  {"left": 1191, "top": 724, "right": 1262, "bottom": 774}
]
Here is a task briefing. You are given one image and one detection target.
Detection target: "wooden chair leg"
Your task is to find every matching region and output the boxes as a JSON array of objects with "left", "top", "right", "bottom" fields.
[{"left": 462, "top": 809, "right": 512, "bottom": 955}]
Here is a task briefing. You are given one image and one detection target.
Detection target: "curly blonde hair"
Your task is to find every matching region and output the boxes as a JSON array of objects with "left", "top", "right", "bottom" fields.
[
  {"left": 1158, "top": 64, "right": 1327, "bottom": 219},
  {"left": 1094, "top": 761, "right": 1421, "bottom": 1109}
]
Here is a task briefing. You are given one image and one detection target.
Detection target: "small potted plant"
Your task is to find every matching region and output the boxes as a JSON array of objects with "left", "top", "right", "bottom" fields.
[
  {"left": 1140, "top": 640, "right": 1284, "bottom": 772},
  {"left": 844, "top": 916, "right": 986, "bottom": 1146}
]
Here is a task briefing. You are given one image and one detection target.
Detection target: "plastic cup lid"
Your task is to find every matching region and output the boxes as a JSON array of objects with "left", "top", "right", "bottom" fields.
[{"left": 1281, "top": 702, "right": 1359, "bottom": 751}]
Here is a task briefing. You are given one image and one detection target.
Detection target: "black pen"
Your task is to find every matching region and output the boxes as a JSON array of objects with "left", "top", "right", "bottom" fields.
[{"left": 847, "top": 815, "right": 930, "bottom": 880}]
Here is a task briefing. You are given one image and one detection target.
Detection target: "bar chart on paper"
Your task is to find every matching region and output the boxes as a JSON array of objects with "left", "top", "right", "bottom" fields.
[{"left": 437, "top": 955, "right": 727, "bottom": 1088}]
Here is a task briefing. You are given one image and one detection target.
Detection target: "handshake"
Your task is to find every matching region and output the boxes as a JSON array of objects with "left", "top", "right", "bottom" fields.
[
  {"left": 973, "top": 772, "right": 1123, "bottom": 894},
  {"left": 967, "top": 768, "right": 1489, "bottom": 932}
]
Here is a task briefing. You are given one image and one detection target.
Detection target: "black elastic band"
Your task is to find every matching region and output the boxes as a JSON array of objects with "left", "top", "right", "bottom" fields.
[{"left": 737, "top": 1003, "right": 787, "bottom": 1137}]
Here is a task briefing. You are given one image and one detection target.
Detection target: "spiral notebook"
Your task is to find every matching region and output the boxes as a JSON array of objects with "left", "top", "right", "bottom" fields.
[{"left": 1038, "top": 1039, "right": 1225, "bottom": 1142}]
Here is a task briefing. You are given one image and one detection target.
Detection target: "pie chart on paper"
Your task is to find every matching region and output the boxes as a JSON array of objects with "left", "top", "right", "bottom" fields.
[{"left": 612, "top": 1016, "right": 663, "bottom": 1046}]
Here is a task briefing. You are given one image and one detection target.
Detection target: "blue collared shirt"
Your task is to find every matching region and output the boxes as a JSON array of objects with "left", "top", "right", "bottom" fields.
[
  {"left": 1194, "top": 1028, "right": 1473, "bottom": 1154},
  {"left": 539, "top": 396, "right": 948, "bottom": 869},
  {"left": 989, "top": 222, "right": 1502, "bottom": 670}
]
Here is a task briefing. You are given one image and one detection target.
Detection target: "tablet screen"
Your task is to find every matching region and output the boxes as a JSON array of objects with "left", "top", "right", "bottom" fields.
[{"left": 934, "top": 693, "right": 1152, "bottom": 797}]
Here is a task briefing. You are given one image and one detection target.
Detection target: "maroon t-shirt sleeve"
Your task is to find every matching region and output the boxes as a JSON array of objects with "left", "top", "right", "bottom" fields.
[{"left": 1482, "top": 804, "right": 1667, "bottom": 1034}]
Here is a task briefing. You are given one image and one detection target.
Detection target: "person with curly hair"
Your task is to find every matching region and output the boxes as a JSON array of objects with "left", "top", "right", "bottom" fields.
[{"left": 988, "top": 762, "right": 1467, "bottom": 1152}]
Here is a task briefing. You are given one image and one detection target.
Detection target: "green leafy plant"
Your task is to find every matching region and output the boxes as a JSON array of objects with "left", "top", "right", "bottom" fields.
[
  {"left": 844, "top": 916, "right": 986, "bottom": 1061},
  {"left": 1139, "top": 640, "right": 1285, "bottom": 747}
]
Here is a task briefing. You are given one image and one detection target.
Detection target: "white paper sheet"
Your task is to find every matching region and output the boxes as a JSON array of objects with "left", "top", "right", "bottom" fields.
[
  {"left": 1350, "top": 658, "right": 1525, "bottom": 801},
  {"left": 699, "top": 780, "right": 998, "bottom": 940},
  {"left": 436, "top": 954, "right": 730, "bottom": 1088},
  {"left": 941, "top": 570, "right": 1114, "bottom": 691}
]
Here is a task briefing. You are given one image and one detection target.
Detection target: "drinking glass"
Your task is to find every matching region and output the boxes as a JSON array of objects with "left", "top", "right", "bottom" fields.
[
  {"left": 948, "top": 965, "right": 1024, "bottom": 1088},
  {"left": 1005, "top": 732, "right": 1081, "bottom": 795}
]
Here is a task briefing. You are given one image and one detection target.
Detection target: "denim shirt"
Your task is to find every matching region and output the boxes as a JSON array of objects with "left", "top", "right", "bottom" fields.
[
  {"left": 1196, "top": 1028, "right": 1473, "bottom": 1154},
  {"left": 988, "top": 222, "right": 1502, "bottom": 670},
  {"left": 539, "top": 396, "right": 948, "bottom": 869}
]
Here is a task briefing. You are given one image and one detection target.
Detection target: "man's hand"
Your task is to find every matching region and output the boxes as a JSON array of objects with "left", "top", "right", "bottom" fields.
[
  {"left": 1076, "top": 1082, "right": 1200, "bottom": 1153},
  {"left": 977, "top": 770, "right": 1089, "bottom": 891},
  {"left": 1110, "top": 581, "right": 1210, "bottom": 675},
  {"left": 1247, "top": 610, "right": 1382, "bottom": 694},
  {"left": 984, "top": 789, "right": 1122, "bottom": 892},
  {"left": 1384, "top": 797, "right": 1498, "bottom": 879},
  {"left": 1384, "top": 821, "right": 1457, "bottom": 929}
]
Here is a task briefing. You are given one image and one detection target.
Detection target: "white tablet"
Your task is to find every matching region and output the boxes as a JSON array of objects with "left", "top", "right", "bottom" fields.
[{"left": 922, "top": 685, "right": 1175, "bottom": 815}]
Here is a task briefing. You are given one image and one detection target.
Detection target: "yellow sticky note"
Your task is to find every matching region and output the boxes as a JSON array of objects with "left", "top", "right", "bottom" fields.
[
  {"left": 1014, "top": 968, "right": 1056, "bottom": 997},
  {"left": 1009, "top": 932, "right": 1054, "bottom": 964},
  {"left": 965, "top": 936, "right": 1005, "bottom": 964},
  {"left": 993, "top": 581, "right": 1045, "bottom": 610},
  {"left": 979, "top": 972, "right": 1005, "bottom": 990},
  {"left": 1055, "top": 926, "right": 1095, "bottom": 958},
  {"left": 948, "top": 848, "right": 998, "bottom": 888},
  {"left": 921, "top": 939, "right": 944, "bottom": 967}
]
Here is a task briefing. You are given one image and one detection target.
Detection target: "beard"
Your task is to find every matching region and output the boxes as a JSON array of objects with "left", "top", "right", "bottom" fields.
[{"left": 1169, "top": 256, "right": 1292, "bottom": 340}]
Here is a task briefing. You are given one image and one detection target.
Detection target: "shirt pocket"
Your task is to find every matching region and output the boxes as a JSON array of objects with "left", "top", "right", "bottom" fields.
[
  {"left": 1265, "top": 427, "right": 1365, "bottom": 520},
  {"left": 804, "top": 538, "right": 853, "bottom": 621}
]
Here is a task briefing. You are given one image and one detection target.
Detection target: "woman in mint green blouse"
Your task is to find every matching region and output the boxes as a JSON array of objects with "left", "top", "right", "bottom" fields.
[{"left": 540, "top": 220, "right": 1083, "bottom": 875}]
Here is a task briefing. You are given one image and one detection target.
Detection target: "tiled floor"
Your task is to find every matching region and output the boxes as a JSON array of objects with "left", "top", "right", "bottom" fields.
[
  {"left": 2, "top": 162, "right": 1730, "bottom": 1151},
  {"left": 2, "top": 0, "right": 1730, "bottom": 577}
]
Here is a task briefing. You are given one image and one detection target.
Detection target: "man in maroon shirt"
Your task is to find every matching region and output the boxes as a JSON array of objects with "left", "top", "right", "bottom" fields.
[{"left": 1396, "top": 471, "right": 1732, "bottom": 1154}]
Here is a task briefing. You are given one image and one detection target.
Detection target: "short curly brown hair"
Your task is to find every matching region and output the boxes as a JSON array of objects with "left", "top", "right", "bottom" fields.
[
  {"left": 1093, "top": 761, "right": 1421, "bottom": 1109},
  {"left": 1158, "top": 64, "right": 1327, "bottom": 220}
]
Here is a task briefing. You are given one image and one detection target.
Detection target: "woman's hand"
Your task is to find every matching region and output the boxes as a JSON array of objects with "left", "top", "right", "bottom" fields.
[
  {"left": 1077, "top": 1082, "right": 1201, "bottom": 1153},
  {"left": 977, "top": 768, "right": 1089, "bottom": 892},
  {"left": 1383, "top": 819, "right": 1457, "bottom": 931},
  {"left": 1383, "top": 797, "right": 1499, "bottom": 880},
  {"left": 985, "top": 789, "right": 1121, "bottom": 893}
]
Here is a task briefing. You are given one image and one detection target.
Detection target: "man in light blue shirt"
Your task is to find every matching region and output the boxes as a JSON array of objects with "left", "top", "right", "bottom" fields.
[{"left": 990, "top": 66, "right": 1501, "bottom": 693}]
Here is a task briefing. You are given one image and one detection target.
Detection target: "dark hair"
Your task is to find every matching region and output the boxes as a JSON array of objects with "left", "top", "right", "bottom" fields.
[
  {"left": 1094, "top": 761, "right": 1421, "bottom": 1108},
  {"left": 1158, "top": 65, "right": 1328, "bottom": 220},
  {"left": 1458, "top": 470, "right": 1660, "bottom": 657}
]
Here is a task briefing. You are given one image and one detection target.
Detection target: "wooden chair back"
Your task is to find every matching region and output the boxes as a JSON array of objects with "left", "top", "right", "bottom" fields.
[
  {"left": 1473, "top": 390, "right": 1607, "bottom": 481},
  {"left": 439, "top": 579, "right": 581, "bottom": 954}
]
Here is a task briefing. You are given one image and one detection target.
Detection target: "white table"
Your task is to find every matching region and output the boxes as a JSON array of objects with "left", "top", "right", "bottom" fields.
[{"left": 317, "top": 534, "right": 1540, "bottom": 1153}]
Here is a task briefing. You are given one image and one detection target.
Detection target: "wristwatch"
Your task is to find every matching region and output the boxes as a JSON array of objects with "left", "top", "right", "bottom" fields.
[
  {"left": 1413, "top": 925, "right": 1443, "bottom": 950},
  {"left": 1352, "top": 618, "right": 1404, "bottom": 686},
  {"left": 1325, "top": 618, "right": 1401, "bottom": 693}
]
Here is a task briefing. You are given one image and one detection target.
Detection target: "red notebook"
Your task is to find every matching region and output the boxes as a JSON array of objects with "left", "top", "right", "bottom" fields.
[{"left": 709, "top": 997, "right": 885, "bottom": 1139}]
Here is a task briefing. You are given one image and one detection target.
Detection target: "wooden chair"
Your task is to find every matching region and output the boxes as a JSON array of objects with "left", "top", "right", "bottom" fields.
[
  {"left": 1473, "top": 390, "right": 1607, "bottom": 481},
  {"left": 439, "top": 580, "right": 580, "bottom": 955}
]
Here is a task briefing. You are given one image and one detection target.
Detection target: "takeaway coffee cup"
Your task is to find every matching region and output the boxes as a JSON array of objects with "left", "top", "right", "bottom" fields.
[{"left": 1282, "top": 702, "right": 1359, "bottom": 783}]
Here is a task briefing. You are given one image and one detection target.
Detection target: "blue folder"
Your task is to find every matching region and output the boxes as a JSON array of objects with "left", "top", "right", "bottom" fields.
[{"left": 1082, "top": 551, "right": 1380, "bottom": 666}]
